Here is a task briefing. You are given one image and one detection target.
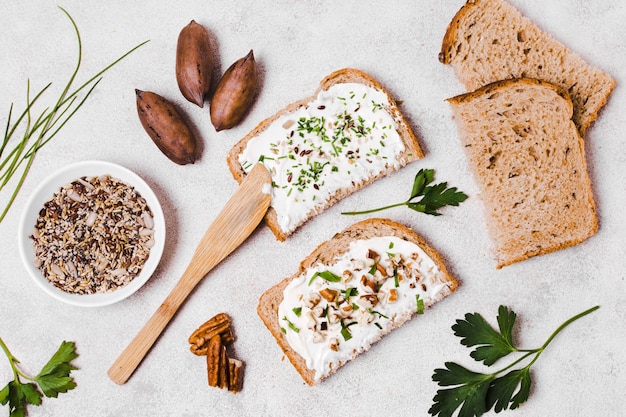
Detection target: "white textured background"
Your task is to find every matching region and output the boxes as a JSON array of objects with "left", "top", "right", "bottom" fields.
[{"left": 0, "top": 1, "right": 624, "bottom": 416}]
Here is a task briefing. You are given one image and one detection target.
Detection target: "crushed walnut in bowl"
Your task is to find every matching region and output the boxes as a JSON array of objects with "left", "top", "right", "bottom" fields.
[{"left": 18, "top": 161, "right": 165, "bottom": 307}]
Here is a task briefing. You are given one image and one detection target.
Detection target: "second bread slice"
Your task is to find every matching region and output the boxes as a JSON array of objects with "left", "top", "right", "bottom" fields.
[
  {"left": 447, "top": 78, "right": 597, "bottom": 268},
  {"left": 258, "top": 218, "right": 457, "bottom": 385},
  {"left": 440, "top": 0, "right": 615, "bottom": 134}
]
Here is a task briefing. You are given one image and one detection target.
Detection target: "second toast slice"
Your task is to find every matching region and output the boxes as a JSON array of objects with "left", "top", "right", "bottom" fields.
[
  {"left": 447, "top": 78, "right": 597, "bottom": 268},
  {"left": 258, "top": 218, "right": 457, "bottom": 385}
]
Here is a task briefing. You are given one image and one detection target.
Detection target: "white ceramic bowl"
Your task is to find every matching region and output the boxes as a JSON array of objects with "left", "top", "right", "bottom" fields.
[{"left": 18, "top": 160, "right": 165, "bottom": 307}]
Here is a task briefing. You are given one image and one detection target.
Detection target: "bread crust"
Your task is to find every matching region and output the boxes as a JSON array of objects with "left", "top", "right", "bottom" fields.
[
  {"left": 227, "top": 68, "right": 423, "bottom": 241},
  {"left": 440, "top": 0, "right": 615, "bottom": 134},
  {"left": 447, "top": 78, "right": 597, "bottom": 268},
  {"left": 447, "top": 78, "right": 570, "bottom": 106},
  {"left": 257, "top": 218, "right": 457, "bottom": 385}
]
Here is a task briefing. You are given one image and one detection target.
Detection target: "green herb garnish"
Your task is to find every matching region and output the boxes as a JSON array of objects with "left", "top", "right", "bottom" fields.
[
  {"left": 308, "top": 270, "right": 341, "bottom": 285},
  {"left": 429, "top": 305, "right": 599, "bottom": 417},
  {"left": 416, "top": 294, "right": 424, "bottom": 314},
  {"left": 340, "top": 320, "right": 357, "bottom": 341},
  {"left": 292, "top": 307, "right": 302, "bottom": 317},
  {"left": 282, "top": 317, "right": 300, "bottom": 333},
  {"left": 0, "top": 7, "right": 147, "bottom": 223},
  {"left": 341, "top": 168, "right": 468, "bottom": 216},
  {"left": 368, "top": 261, "right": 378, "bottom": 276},
  {"left": 0, "top": 338, "right": 78, "bottom": 416},
  {"left": 369, "top": 309, "right": 389, "bottom": 319},
  {"left": 342, "top": 287, "right": 359, "bottom": 300}
]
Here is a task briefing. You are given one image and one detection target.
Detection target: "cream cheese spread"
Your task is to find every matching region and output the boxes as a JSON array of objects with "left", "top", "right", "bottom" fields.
[
  {"left": 238, "top": 83, "right": 406, "bottom": 235},
  {"left": 277, "top": 236, "right": 453, "bottom": 382}
]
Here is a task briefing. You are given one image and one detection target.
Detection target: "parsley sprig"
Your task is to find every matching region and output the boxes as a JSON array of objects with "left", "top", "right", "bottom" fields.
[
  {"left": 429, "top": 305, "right": 599, "bottom": 417},
  {"left": 0, "top": 337, "right": 78, "bottom": 416},
  {"left": 341, "top": 168, "right": 468, "bottom": 216}
]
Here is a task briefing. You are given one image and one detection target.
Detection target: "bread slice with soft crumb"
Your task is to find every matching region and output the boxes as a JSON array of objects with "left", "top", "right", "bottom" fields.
[
  {"left": 440, "top": 0, "right": 615, "bottom": 134},
  {"left": 257, "top": 218, "right": 457, "bottom": 385},
  {"left": 227, "top": 68, "right": 423, "bottom": 241},
  {"left": 447, "top": 78, "right": 597, "bottom": 268}
]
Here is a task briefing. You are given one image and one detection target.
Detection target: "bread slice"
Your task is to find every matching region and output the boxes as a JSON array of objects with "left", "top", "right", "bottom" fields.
[
  {"left": 440, "top": 0, "right": 615, "bottom": 134},
  {"left": 257, "top": 218, "right": 457, "bottom": 385},
  {"left": 227, "top": 68, "right": 423, "bottom": 241},
  {"left": 447, "top": 78, "right": 597, "bottom": 268}
]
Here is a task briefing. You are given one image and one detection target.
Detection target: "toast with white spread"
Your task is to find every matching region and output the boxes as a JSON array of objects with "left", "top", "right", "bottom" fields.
[
  {"left": 447, "top": 78, "right": 597, "bottom": 268},
  {"left": 257, "top": 218, "right": 457, "bottom": 385},
  {"left": 227, "top": 68, "right": 423, "bottom": 241},
  {"left": 440, "top": 0, "right": 615, "bottom": 134}
]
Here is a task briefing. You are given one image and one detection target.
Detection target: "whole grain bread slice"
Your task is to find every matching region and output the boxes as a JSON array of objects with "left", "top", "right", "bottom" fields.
[
  {"left": 447, "top": 78, "right": 597, "bottom": 268},
  {"left": 257, "top": 218, "right": 457, "bottom": 385},
  {"left": 227, "top": 68, "right": 423, "bottom": 241},
  {"left": 440, "top": 0, "right": 615, "bottom": 134}
]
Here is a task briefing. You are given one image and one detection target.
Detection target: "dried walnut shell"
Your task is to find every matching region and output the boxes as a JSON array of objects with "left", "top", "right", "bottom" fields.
[
  {"left": 176, "top": 20, "right": 213, "bottom": 108},
  {"left": 135, "top": 89, "right": 198, "bottom": 165},
  {"left": 210, "top": 49, "right": 258, "bottom": 131}
]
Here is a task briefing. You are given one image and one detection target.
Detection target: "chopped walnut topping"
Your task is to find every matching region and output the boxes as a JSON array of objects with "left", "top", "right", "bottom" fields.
[
  {"left": 360, "top": 275, "right": 377, "bottom": 293},
  {"left": 388, "top": 288, "right": 398, "bottom": 303},
  {"left": 367, "top": 249, "right": 380, "bottom": 261},
  {"left": 375, "top": 262, "right": 387, "bottom": 276},
  {"left": 312, "top": 332, "right": 325, "bottom": 343},
  {"left": 329, "top": 338, "right": 339, "bottom": 352},
  {"left": 30, "top": 175, "right": 154, "bottom": 294},
  {"left": 319, "top": 288, "right": 338, "bottom": 303},
  {"left": 305, "top": 292, "right": 322, "bottom": 308},
  {"left": 328, "top": 313, "right": 341, "bottom": 325},
  {"left": 359, "top": 293, "right": 379, "bottom": 308}
]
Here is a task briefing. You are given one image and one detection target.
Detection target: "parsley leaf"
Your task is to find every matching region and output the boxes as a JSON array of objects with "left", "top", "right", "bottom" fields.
[
  {"left": 35, "top": 341, "right": 78, "bottom": 398},
  {"left": 341, "top": 168, "right": 468, "bottom": 216},
  {"left": 452, "top": 305, "right": 517, "bottom": 366},
  {"left": 429, "top": 305, "right": 599, "bottom": 417},
  {"left": 430, "top": 362, "right": 493, "bottom": 417},
  {"left": 1, "top": 338, "right": 78, "bottom": 416},
  {"left": 486, "top": 368, "right": 532, "bottom": 413}
]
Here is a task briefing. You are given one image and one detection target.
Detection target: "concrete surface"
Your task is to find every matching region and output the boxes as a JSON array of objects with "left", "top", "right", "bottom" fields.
[{"left": 0, "top": 1, "right": 624, "bottom": 416}]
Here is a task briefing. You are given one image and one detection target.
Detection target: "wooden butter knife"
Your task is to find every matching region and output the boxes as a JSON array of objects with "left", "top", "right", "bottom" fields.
[{"left": 108, "top": 163, "right": 271, "bottom": 385}]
